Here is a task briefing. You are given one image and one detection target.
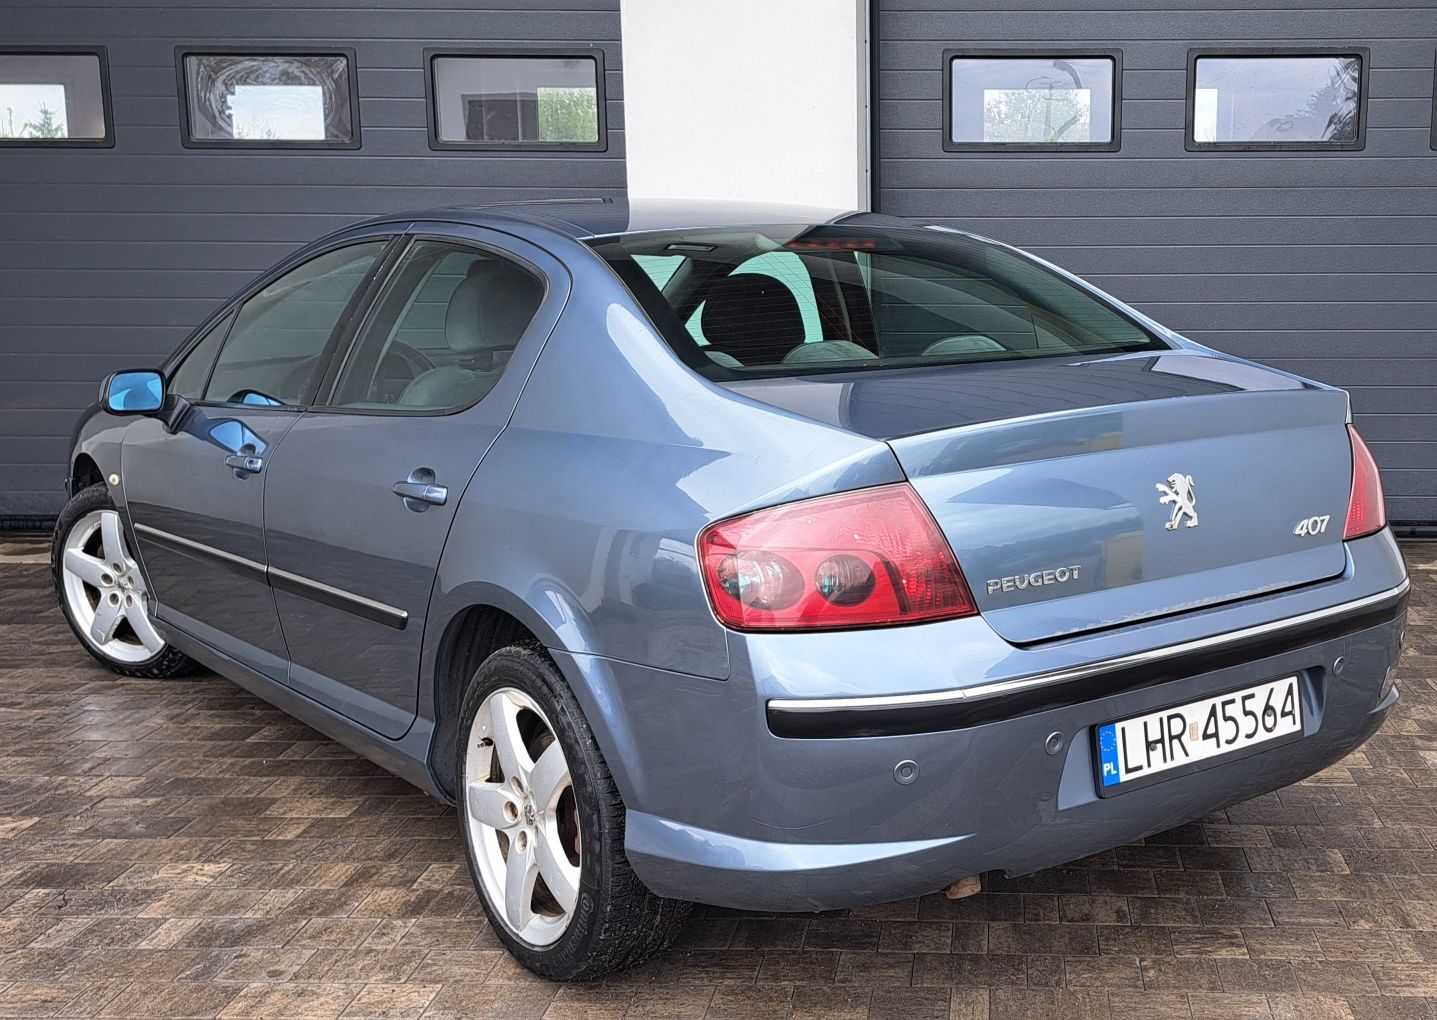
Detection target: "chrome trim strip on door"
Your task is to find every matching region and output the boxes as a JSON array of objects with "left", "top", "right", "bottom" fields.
[
  {"left": 133, "top": 522, "right": 268, "bottom": 585},
  {"left": 269, "top": 566, "right": 409, "bottom": 631},
  {"left": 768, "top": 578, "right": 1411, "bottom": 715},
  {"left": 132, "top": 522, "right": 408, "bottom": 631}
]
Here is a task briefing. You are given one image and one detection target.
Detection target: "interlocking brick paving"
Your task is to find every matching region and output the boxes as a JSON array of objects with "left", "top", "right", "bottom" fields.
[{"left": 0, "top": 534, "right": 1433, "bottom": 1019}]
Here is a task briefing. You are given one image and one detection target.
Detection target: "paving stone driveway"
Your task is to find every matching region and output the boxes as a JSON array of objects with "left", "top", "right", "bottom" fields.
[{"left": 0, "top": 535, "right": 1434, "bottom": 1019}]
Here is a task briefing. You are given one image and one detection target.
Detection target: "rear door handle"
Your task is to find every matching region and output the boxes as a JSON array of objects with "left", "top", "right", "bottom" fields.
[{"left": 394, "top": 467, "right": 447, "bottom": 512}]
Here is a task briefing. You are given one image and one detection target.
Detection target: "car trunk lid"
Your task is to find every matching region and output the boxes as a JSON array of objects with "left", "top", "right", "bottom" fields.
[{"left": 722, "top": 351, "right": 1352, "bottom": 644}]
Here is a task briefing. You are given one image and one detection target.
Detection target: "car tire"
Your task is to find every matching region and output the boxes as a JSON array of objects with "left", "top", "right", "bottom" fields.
[
  {"left": 51, "top": 483, "right": 198, "bottom": 679},
  {"left": 456, "top": 642, "right": 691, "bottom": 980}
]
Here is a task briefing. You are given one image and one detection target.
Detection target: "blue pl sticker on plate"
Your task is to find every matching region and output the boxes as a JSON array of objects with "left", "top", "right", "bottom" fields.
[{"left": 1097, "top": 723, "right": 1121, "bottom": 787}]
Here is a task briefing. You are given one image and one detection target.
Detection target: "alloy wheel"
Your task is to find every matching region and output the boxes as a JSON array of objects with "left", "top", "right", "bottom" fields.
[
  {"left": 464, "top": 686, "right": 582, "bottom": 946},
  {"left": 60, "top": 509, "right": 165, "bottom": 663}
]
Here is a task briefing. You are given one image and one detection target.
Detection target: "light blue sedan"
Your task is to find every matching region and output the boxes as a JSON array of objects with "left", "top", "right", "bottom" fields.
[{"left": 54, "top": 200, "right": 1408, "bottom": 978}]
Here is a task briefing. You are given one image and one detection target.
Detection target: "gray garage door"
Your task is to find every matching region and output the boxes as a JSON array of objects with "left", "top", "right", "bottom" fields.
[
  {"left": 1, "top": 0, "right": 623, "bottom": 518},
  {"left": 876, "top": 0, "right": 1437, "bottom": 526}
]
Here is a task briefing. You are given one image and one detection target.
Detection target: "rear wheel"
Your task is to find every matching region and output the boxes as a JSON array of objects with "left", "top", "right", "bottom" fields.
[
  {"left": 51, "top": 484, "right": 197, "bottom": 679},
  {"left": 456, "top": 643, "right": 690, "bottom": 980}
]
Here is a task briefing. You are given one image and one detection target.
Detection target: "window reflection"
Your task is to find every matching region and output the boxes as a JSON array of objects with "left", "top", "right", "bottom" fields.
[
  {"left": 182, "top": 53, "right": 355, "bottom": 144},
  {"left": 949, "top": 55, "right": 1117, "bottom": 147},
  {"left": 1192, "top": 54, "right": 1362, "bottom": 146}
]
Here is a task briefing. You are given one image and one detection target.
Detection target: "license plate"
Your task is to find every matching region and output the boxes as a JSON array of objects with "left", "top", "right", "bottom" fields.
[{"left": 1096, "top": 676, "right": 1303, "bottom": 794}]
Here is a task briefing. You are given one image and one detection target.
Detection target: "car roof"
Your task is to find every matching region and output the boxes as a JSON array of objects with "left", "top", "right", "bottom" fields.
[{"left": 356, "top": 197, "right": 905, "bottom": 241}]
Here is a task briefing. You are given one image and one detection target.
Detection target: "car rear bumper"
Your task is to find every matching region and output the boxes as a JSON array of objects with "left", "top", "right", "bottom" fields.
[{"left": 554, "top": 532, "right": 1409, "bottom": 912}]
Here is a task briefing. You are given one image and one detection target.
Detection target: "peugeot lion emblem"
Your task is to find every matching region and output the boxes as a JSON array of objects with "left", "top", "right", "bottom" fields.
[{"left": 1156, "top": 473, "right": 1198, "bottom": 531}]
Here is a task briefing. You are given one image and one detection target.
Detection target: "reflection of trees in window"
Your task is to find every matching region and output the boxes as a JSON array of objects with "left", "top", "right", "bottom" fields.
[
  {"left": 185, "top": 55, "right": 351, "bottom": 141},
  {"left": 1304, "top": 58, "right": 1361, "bottom": 141},
  {"left": 985, "top": 86, "right": 1091, "bottom": 143},
  {"left": 24, "top": 103, "right": 64, "bottom": 137},
  {"left": 1255, "top": 58, "right": 1360, "bottom": 142},
  {"left": 983, "top": 60, "right": 1092, "bottom": 143},
  {"left": 463, "top": 86, "right": 597, "bottom": 143},
  {"left": 537, "top": 88, "right": 598, "bottom": 143},
  {"left": 0, "top": 83, "right": 69, "bottom": 139}
]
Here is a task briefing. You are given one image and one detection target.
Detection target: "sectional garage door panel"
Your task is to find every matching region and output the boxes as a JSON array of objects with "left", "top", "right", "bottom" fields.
[
  {"left": 0, "top": 1, "right": 623, "bottom": 517},
  {"left": 876, "top": 2, "right": 1437, "bottom": 524}
]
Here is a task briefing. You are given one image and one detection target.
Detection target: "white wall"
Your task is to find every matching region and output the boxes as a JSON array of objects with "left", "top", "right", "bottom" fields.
[{"left": 620, "top": 0, "right": 869, "bottom": 210}]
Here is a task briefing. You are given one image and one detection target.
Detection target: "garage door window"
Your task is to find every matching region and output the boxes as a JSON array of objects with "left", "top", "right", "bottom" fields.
[
  {"left": 0, "top": 50, "right": 112, "bottom": 147},
  {"left": 1187, "top": 50, "right": 1367, "bottom": 151},
  {"left": 944, "top": 51, "right": 1120, "bottom": 152},
  {"left": 426, "top": 50, "right": 605, "bottom": 151},
  {"left": 179, "top": 50, "right": 360, "bottom": 148}
]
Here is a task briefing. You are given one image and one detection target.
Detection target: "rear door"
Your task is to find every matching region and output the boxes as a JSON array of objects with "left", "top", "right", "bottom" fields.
[
  {"left": 261, "top": 225, "right": 567, "bottom": 737},
  {"left": 123, "top": 238, "right": 390, "bottom": 679}
]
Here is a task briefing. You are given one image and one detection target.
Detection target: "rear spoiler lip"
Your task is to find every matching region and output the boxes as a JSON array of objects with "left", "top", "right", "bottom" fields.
[{"left": 766, "top": 574, "right": 1409, "bottom": 739}]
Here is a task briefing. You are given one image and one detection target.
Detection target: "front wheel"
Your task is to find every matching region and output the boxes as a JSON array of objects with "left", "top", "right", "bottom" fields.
[
  {"left": 51, "top": 483, "right": 197, "bottom": 679},
  {"left": 456, "top": 643, "right": 690, "bottom": 980}
]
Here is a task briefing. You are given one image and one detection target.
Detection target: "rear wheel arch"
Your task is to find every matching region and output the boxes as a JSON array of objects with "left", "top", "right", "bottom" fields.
[{"left": 429, "top": 603, "right": 543, "bottom": 800}]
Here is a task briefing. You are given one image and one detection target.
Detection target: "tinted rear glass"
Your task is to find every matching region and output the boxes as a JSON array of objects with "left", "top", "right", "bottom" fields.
[{"left": 588, "top": 224, "right": 1165, "bottom": 377}]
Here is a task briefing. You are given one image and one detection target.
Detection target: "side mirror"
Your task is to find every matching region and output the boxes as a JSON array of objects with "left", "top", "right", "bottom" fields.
[{"left": 101, "top": 370, "right": 165, "bottom": 415}]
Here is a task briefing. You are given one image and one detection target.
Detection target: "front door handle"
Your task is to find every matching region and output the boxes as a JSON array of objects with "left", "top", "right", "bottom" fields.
[
  {"left": 224, "top": 447, "right": 264, "bottom": 474},
  {"left": 394, "top": 467, "right": 447, "bottom": 512}
]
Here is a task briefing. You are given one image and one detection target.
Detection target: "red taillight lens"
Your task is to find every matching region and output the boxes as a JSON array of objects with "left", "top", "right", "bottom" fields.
[
  {"left": 698, "top": 483, "right": 977, "bottom": 631},
  {"left": 1344, "top": 425, "right": 1387, "bottom": 540}
]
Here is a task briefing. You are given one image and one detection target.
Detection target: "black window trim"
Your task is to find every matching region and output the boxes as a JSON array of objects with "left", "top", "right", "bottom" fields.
[
  {"left": 186, "top": 234, "right": 402, "bottom": 412},
  {"left": 164, "top": 307, "right": 238, "bottom": 401},
  {"left": 423, "top": 46, "right": 608, "bottom": 153},
  {"left": 941, "top": 47, "right": 1123, "bottom": 153},
  {"left": 1430, "top": 50, "right": 1436, "bottom": 152},
  {"left": 309, "top": 231, "right": 554, "bottom": 418},
  {"left": 174, "top": 44, "right": 363, "bottom": 150},
  {"left": 1184, "top": 46, "right": 1370, "bottom": 153},
  {"left": 0, "top": 45, "right": 115, "bottom": 149}
]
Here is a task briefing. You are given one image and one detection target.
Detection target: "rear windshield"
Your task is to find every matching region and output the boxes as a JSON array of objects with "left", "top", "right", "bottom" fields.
[{"left": 587, "top": 223, "right": 1165, "bottom": 376}]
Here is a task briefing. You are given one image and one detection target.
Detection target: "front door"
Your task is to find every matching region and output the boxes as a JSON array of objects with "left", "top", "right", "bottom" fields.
[
  {"left": 123, "top": 239, "right": 390, "bottom": 679},
  {"left": 262, "top": 230, "right": 561, "bottom": 737}
]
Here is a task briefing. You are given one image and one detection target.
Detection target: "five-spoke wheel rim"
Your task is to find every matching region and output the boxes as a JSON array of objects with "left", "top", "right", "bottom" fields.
[
  {"left": 60, "top": 509, "right": 165, "bottom": 664},
  {"left": 464, "top": 686, "right": 582, "bottom": 946}
]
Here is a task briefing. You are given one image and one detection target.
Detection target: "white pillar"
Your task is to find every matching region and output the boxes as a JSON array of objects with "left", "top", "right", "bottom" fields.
[{"left": 620, "top": 0, "right": 870, "bottom": 210}]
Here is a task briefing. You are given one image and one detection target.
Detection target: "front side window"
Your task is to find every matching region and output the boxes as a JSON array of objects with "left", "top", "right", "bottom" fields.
[
  {"left": 0, "top": 50, "right": 111, "bottom": 146},
  {"left": 590, "top": 225, "right": 1162, "bottom": 377},
  {"left": 945, "top": 52, "right": 1119, "bottom": 151},
  {"left": 329, "top": 240, "right": 544, "bottom": 412},
  {"left": 166, "top": 311, "right": 235, "bottom": 399},
  {"left": 204, "top": 242, "right": 385, "bottom": 406},
  {"left": 1188, "top": 50, "right": 1366, "bottom": 150},
  {"left": 427, "top": 51, "right": 604, "bottom": 150},
  {"left": 180, "top": 51, "right": 359, "bottom": 147}
]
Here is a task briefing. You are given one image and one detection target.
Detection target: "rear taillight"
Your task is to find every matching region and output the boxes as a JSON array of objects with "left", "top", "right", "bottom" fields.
[
  {"left": 697, "top": 483, "right": 977, "bottom": 631},
  {"left": 1344, "top": 424, "right": 1387, "bottom": 540}
]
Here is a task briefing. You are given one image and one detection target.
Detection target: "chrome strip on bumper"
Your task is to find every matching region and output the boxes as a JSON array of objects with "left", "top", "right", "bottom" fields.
[{"left": 768, "top": 578, "right": 1411, "bottom": 717}]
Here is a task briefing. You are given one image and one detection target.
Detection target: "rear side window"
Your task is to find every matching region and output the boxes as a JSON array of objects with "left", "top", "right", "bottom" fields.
[
  {"left": 589, "top": 225, "right": 1162, "bottom": 377},
  {"left": 328, "top": 239, "right": 544, "bottom": 412}
]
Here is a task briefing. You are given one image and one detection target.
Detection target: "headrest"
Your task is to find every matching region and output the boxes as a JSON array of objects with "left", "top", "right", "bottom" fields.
[
  {"left": 445, "top": 259, "right": 544, "bottom": 354},
  {"left": 782, "top": 340, "right": 878, "bottom": 365},
  {"left": 922, "top": 335, "right": 1004, "bottom": 356},
  {"left": 699, "top": 273, "right": 805, "bottom": 365}
]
